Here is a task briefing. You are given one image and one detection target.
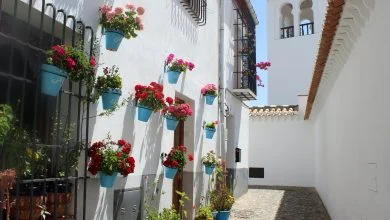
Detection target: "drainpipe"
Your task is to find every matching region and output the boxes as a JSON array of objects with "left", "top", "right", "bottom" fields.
[{"left": 218, "top": 0, "right": 227, "bottom": 163}]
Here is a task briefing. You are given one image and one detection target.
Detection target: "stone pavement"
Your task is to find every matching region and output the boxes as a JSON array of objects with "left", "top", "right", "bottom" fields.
[{"left": 230, "top": 186, "right": 330, "bottom": 220}]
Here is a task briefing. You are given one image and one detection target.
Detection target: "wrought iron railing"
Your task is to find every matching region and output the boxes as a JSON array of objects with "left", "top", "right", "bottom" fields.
[
  {"left": 300, "top": 22, "right": 314, "bottom": 36},
  {"left": 179, "top": 0, "right": 207, "bottom": 26},
  {"left": 233, "top": 8, "right": 257, "bottom": 97},
  {"left": 0, "top": 0, "right": 95, "bottom": 219},
  {"left": 281, "top": 26, "right": 294, "bottom": 39}
]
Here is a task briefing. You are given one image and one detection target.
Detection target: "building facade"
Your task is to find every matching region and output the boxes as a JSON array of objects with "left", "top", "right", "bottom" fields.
[
  {"left": 0, "top": 0, "right": 258, "bottom": 219},
  {"left": 267, "top": 0, "right": 327, "bottom": 105}
]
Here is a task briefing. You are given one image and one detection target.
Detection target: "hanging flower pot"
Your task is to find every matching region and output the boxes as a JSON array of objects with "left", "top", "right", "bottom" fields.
[
  {"left": 164, "top": 166, "right": 178, "bottom": 179},
  {"left": 99, "top": 4, "right": 145, "bottom": 51},
  {"left": 134, "top": 82, "right": 166, "bottom": 122},
  {"left": 162, "top": 145, "right": 194, "bottom": 179},
  {"left": 94, "top": 66, "right": 123, "bottom": 111},
  {"left": 205, "top": 94, "right": 217, "bottom": 105},
  {"left": 165, "top": 115, "right": 179, "bottom": 131},
  {"left": 40, "top": 64, "right": 67, "bottom": 96},
  {"left": 163, "top": 97, "right": 192, "bottom": 131},
  {"left": 204, "top": 165, "right": 215, "bottom": 175},
  {"left": 216, "top": 211, "right": 231, "bottom": 220},
  {"left": 88, "top": 138, "right": 135, "bottom": 188},
  {"left": 105, "top": 30, "right": 124, "bottom": 51},
  {"left": 138, "top": 104, "right": 154, "bottom": 122},
  {"left": 165, "top": 54, "right": 195, "bottom": 84},
  {"left": 102, "top": 88, "right": 122, "bottom": 110},
  {"left": 201, "top": 84, "right": 218, "bottom": 105},
  {"left": 167, "top": 70, "right": 181, "bottom": 84},
  {"left": 205, "top": 127, "right": 216, "bottom": 139},
  {"left": 99, "top": 172, "right": 118, "bottom": 188},
  {"left": 41, "top": 45, "right": 96, "bottom": 97}
]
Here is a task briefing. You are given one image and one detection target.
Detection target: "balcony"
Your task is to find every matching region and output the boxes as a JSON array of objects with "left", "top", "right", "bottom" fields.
[
  {"left": 281, "top": 26, "right": 294, "bottom": 39},
  {"left": 232, "top": 7, "right": 257, "bottom": 101},
  {"left": 300, "top": 22, "right": 314, "bottom": 36}
]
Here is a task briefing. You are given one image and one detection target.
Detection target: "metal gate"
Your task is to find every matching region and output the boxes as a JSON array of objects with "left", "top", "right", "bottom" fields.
[{"left": 0, "top": 0, "right": 95, "bottom": 219}]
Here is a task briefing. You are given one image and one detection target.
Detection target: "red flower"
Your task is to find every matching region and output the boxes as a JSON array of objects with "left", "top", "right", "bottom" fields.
[
  {"left": 117, "top": 139, "right": 126, "bottom": 146},
  {"left": 122, "top": 146, "right": 130, "bottom": 154},
  {"left": 66, "top": 57, "right": 76, "bottom": 69},
  {"left": 166, "top": 97, "right": 174, "bottom": 105},
  {"left": 171, "top": 160, "right": 179, "bottom": 167},
  {"left": 116, "top": 152, "right": 122, "bottom": 158},
  {"left": 90, "top": 57, "right": 96, "bottom": 67},
  {"left": 188, "top": 154, "right": 194, "bottom": 161}
]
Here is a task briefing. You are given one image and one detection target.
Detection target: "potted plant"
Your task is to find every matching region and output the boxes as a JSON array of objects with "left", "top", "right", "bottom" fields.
[
  {"left": 162, "top": 145, "right": 193, "bottom": 179},
  {"left": 210, "top": 187, "right": 235, "bottom": 220},
  {"left": 201, "top": 84, "right": 218, "bottom": 105},
  {"left": 204, "top": 121, "right": 218, "bottom": 139},
  {"left": 165, "top": 54, "right": 195, "bottom": 84},
  {"left": 87, "top": 137, "right": 135, "bottom": 188},
  {"left": 201, "top": 151, "right": 218, "bottom": 175},
  {"left": 134, "top": 82, "right": 166, "bottom": 122},
  {"left": 41, "top": 45, "right": 96, "bottom": 96},
  {"left": 99, "top": 3, "right": 145, "bottom": 51},
  {"left": 162, "top": 97, "right": 192, "bottom": 131},
  {"left": 94, "top": 66, "right": 123, "bottom": 110},
  {"left": 195, "top": 205, "right": 213, "bottom": 220}
]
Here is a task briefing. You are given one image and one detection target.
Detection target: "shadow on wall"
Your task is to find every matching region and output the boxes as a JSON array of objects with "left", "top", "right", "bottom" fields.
[
  {"left": 52, "top": 0, "right": 113, "bottom": 29},
  {"left": 170, "top": 0, "right": 198, "bottom": 44},
  {"left": 143, "top": 174, "right": 165, "bottom": 216}
]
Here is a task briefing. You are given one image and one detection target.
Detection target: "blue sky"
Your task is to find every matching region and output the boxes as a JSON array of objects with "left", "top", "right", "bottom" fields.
[{"left": 251, "top": 0, "right": 268, "bottom": 106}]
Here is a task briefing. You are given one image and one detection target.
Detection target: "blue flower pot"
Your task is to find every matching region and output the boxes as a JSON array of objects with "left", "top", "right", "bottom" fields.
[
  {"left": 99, "top": 172, "right": 118, "bottom": 188},
  {"left": 138, "top": 104, "right": 153, "bottom": 122},
  {"left": 166, "top": 115, "right": 179, "bottom": 131},
  {"left": 40, "top": 64, "right": 67, "bottom": 96},
  {"left": 164, "top": 167, "right": 178, "bottom": 179},
  {"left": 205, "top": 127, "right": 216, "bottom": 139},
  {"left": 205, "top": 94, "right": 217, "bottom": 105},
  {"left": 212, "top": 211, "right": 218, "bottom": 219},
  {"left": 105, "top": 29, "right": 124, "bottom": 51},
  {"left": 216, "top": 211, "right": 230, "bottom": 220},
  {"left": 102, "top": 88, "right": 121, "bottom": 110},
  {"left": 167, "top": 70, "right": 181, "bottom": 84},
  {"left": 204, "top": 165, "right": 215, "bottom": 175}
]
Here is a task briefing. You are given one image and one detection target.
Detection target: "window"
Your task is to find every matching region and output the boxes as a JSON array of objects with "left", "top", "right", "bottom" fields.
[
  {"left": 280, "top": 3, "right": 294, "bottom": 39},
  {"left": 299, "top": 0, "right": 314, "bottom": 36},
  {"left": 179, "top": 0, "right": 207, "bottom": 26}
]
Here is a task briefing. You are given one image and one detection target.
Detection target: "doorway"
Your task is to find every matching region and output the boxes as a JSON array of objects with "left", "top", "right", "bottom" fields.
[{"left": 172, "top": 120, "right": 184, "bottom": 212}]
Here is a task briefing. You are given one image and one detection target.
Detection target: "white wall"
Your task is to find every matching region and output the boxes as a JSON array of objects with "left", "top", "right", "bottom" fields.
[
  {"left": 313, "top": 0, "right": 390, "bottom": 219},
  {"left": 249, "top": 113, "right": 315, "bottom": 187},
  {"left": 267, "top": 0, "right": 327, "bottom": 105}
]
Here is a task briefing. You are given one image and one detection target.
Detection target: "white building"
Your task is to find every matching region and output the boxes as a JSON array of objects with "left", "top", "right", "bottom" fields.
[
  {"left": 250, "top": 0, "right": 390, "bottom": 219},
  {"left": 267, "top": 0, "right": 327, "bottom": 105},
  {"left": 0, "top": 0, "right": 258, "bottom": 219}
]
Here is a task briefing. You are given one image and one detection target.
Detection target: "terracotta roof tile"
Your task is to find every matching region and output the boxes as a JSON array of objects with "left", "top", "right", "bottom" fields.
[{"left": 304, "top": 0, "right": 345, "bottom": 120}]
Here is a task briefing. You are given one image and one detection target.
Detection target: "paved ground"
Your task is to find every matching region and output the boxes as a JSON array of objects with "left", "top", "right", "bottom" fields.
[{"left": 230, "top": 186, "right": 330, "bottom": 220}]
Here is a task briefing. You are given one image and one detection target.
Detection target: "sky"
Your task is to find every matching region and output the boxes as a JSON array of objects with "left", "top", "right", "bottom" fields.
[{"left": 251, "top": 0, "right": 268, "bottom": 106}]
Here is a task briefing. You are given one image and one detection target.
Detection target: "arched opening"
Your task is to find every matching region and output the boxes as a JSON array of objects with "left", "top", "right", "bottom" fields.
[
  {"left": 299, "top": 0, "right": 314, "bottom": 36},
  {"left": 280, "top": 3, "right": 294, "bottom": 39}
]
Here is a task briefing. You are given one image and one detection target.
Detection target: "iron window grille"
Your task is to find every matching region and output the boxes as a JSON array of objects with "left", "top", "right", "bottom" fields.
[
  {"left": 300, "top": 22, "right": 314, "bottom": 36},
  {"left": 281, "top": 26, "right": 294, "bottom": 39},
  {"left": 179, "top": 0, "right": 207, "bottom": 26},
  {"left": 0, "top": 0, "right": 95, "bottom": 219},
  {"left": 233, "top": 7, "right": 257, "bottom": 99}
]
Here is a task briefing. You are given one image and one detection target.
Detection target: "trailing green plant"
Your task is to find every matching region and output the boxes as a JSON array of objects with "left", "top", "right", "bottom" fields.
[
  {"left": 47, "top": 45, "right": 96, "bottom": 82},
  {"left": 195, "top": 205, "right": 213, "bottom": 220},
  {"left": 92, "top": 65, "right": 123, "bottom": 101},
  {"left": 0, "top": 104, "right": 13, "bottom": 145}
]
